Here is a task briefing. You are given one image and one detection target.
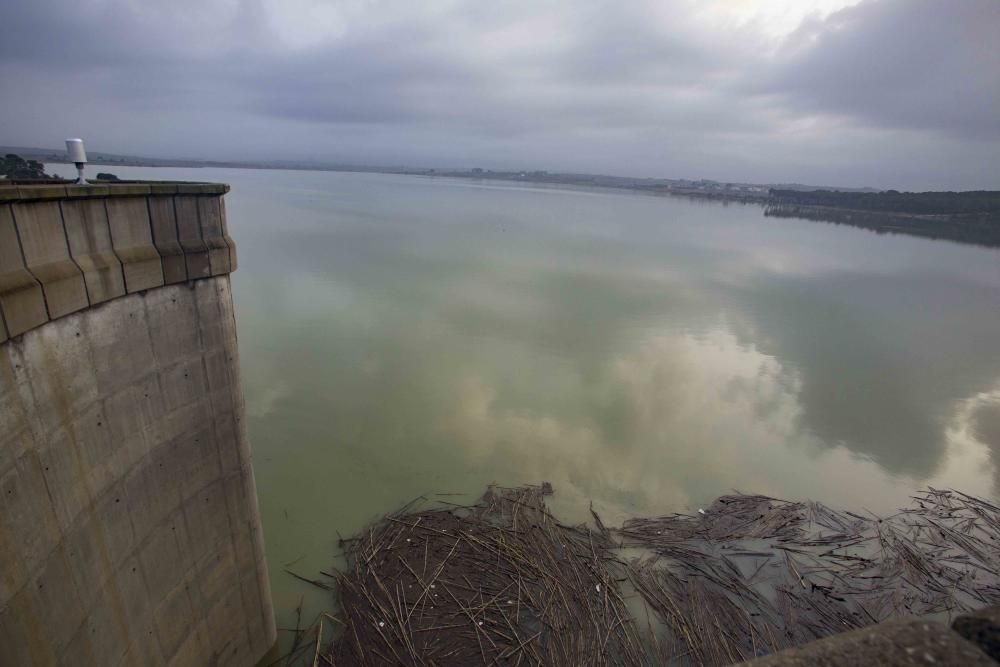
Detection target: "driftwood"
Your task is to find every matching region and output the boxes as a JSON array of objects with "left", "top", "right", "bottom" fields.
[
  {"left": 617, "top": 488, "right": 1000, "bottom": 664},
  {"left": 324, "top": 484, "right": 643, "bottom": 666},
  {"left": 284, "top": 485, "right": 1000, "bottom": 666}
]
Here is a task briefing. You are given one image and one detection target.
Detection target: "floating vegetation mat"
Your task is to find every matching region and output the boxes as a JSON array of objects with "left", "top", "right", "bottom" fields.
[
  {"left": 619, "top": 488, "right": 1000, "bottom": 664},
  {"left": 279, "top": 485, "right": 1000, "bottom": 666},
  {"left": 325, "top": 484, "right": 644, "bottom": 666}
]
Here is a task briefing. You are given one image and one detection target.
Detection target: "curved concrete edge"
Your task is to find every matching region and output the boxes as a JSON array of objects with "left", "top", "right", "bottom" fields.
[
  {"left": 60, "top": 199, "right": 127, "bottom": 306},
  {"left": 174, "top": 197, "right": 212, "bottom": 280},
  {"left": 0, "top": 185, "right": 235, "bottom": 340},
  {"left": 148, "top": 197, "right": 187, "bottom": 285},
  {"left": 0, "top": 182, "right": 229, "bottom": 203},
  {"left": 740, "top": 614, "right": 999, "bottom": 666},
  {"left": 0, "top": 207, "right": 48, "bottom": 338},
  {"left": 10, "top": 200, "right": 89, "bottom": 320},
  {"left": 106, "top": 198, "right": 165, "bottom": 293},
  {"left": 0, "top": 277, "right": 275, "bottom": 666},
  {"left": 196, "top": 197, "right": 233, "bottom": 276}
]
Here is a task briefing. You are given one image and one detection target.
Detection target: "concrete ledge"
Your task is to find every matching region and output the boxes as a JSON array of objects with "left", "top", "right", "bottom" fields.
[
  {"left": 0, "top": 206, "right": 48, "bottom": 337},
  {"left": 148, "top": 197, "right": 187, "bottom": 285},
  {"left": 148, "top": 183, "right": 179, "bottom": 196},
  {"left": 0, "top": 184, "right": 236, "bottom": 341},
  {"left": 175, "top": 183, "right": 230, "bottom": 195},
  {"left": 742, "top": 618, "right": 996, "bottom": 666},
  {"left": 0, "top": 187, "right": 23, "bottom": 202},
  {"left": 953, "top": 606, "right": 1000, "bottom": 662},
  {"left": 5, "top": 184, "right": 69, "bottom": 201},
  {"left": 11, "top": 200, "right": 89, "bottom": 319},
  {"left": 66, "top": 184, "right": 111, "bottom": 198},
  {"left": 1, "top": 182, "right": 228, "bottom": 201},
  {"left": 106, "top": 198, "right": 164, "bottom": 293},
  {"left": 174, "top": 196, "right": 212, "bottom": 280},
  {"left": 220, "top": 196, "right": 238, "bottom": 272},
  {"left": 104, "top": 184, "right": 153, "bottom": 197},
  {"left": 197, "top": 196, "right": 232, "bottom": 276},
  {"left": 60, "top": 199, "right": 126, "bottom": 305}
]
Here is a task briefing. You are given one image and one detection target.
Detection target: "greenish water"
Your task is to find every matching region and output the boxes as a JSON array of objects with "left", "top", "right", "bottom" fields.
[{"left": 110, "top": 166, "right": 1000, "bottom": 636}]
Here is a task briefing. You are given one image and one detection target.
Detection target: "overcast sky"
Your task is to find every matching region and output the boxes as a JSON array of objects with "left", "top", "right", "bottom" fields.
[{"left": 1, "top": 0, "right": 997, "bottom": 189}]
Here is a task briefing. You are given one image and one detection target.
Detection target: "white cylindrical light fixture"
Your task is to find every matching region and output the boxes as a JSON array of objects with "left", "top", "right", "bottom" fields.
[{"left": 66, "top": 138, "right": 88, "bottom": 184}]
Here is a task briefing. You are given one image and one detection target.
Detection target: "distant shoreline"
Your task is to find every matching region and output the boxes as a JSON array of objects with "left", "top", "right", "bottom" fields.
[
  {"left": 764, "top": 204, "right": 1000, "bottom": 249},
  {"left": 14, "top": 148, "right": 1000, "bottom": 249}
]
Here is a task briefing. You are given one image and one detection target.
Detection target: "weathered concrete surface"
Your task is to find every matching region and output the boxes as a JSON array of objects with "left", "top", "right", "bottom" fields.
[
  {"left": 148, "top": 197, "right": 187, "bottom": 285},
  {"left": 0, "top": 205, "right": 48, "bottom": 337},
  {"left": 220, "top": 197, "right": 239, "bottom": 272},
  {"left": 197, "top": 196, "right": 233, "bottom": 276},
  {"left": 953, "top": 606, "right": 1000, "bottom": 662},
  {"left": 106, "top": 197, "right": 165, "bottom": 293},
  {"left": 11, "top": 200, "right": 89, "bottom": 320},
  {"left": 0, "top": 182, "right": 274, "bottom": 666},
  {"left": 0, "top": 279, "right": 276, "bottom": 666},
  {"left": 60, "top": 199, "right": 126, "bottom": 305},
  {"left": 174, "top": 195, "right": 212, "bottom": 280},
  {"left": 0, "top": 184, "right": 232, "bottom": 340},
  {"left": 742, "top": 618, "right": 996, "bottom": 666}
]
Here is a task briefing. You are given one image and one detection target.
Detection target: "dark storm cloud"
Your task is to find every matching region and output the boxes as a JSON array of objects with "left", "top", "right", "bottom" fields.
[{"left": 1, "top": 0, "right": 997, "bottom": 188}]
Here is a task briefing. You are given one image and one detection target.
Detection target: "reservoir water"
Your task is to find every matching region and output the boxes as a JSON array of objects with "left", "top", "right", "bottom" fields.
[{"left": 103, "top": 166, "right": 1000, "bottom": 635}]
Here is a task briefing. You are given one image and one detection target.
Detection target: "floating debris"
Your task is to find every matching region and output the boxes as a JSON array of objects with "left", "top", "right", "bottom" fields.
[
  {"left": 286, "top": 485, "right": 1000, "bottom": 666},
  {"left": 326, "top": 484, "right": 643, "bottom": 665},
  {"left": 618, "top": 488, "right": 1000, "bottom": 665}
]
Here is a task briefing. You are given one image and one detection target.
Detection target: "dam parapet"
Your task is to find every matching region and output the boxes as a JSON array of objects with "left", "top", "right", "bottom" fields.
[{"left": 0, "top": 182, "right": 275, "bottom": 665}]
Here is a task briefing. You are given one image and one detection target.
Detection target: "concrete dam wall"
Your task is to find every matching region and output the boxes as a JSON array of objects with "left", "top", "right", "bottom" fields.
[{"left": 0, "top": 183, "right": 276, "bottom": 665}]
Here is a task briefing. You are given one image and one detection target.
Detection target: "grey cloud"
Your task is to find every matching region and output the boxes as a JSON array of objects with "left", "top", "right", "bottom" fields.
[
  {"left": 763, "top": 0, "right": 1000, "bottom": 139},
  {"left": 0, "top": 0, "right": 254, "bottom": 67},
  {"left": 0, "top": 0, "right": 997, "bottom": 188},
  {"left": 238, "top": 6, "right": 767, "bottom": 138},
  {"left": 243, "top": 26, "right": 483, "bottom": 126},
  {"left": 550, "top": 5, "right": 728, "bottom": 85}
]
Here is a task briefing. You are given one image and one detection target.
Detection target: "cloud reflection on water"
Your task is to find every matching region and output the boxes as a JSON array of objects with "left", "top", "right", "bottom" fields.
[
  {"left": 224, "top": 172, "right": 1000, "bottom": 525},
  {"left": 439, "top": 321, "right": 998, "bottom": 522}
]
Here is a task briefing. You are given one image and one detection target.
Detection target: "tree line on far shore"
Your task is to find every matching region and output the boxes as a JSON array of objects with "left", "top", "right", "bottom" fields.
[
  {"left": 2, "top": 153, "right": 51, "bottom": 179},
  {"left": 1, "top": 153, "right": 118, "bottom": 182},
  {"left": 769, "top": 189, "right": 1000, "bottom": 216}
]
